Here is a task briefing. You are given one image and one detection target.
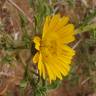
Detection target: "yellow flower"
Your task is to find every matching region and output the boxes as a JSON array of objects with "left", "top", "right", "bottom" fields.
[{"left": 33, "top": 14, "right": 75, "bottom": 82}]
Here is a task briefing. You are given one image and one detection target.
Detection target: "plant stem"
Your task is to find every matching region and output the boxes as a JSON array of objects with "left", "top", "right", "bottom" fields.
[
  {"left": 7, "top": 0, "right": 33, "bottom": 24},
  {"left": 72, "top": 39, "right": 82, "bottom": 49},
  {"left": 75, "top": 23, "right": 96, "bottom": 34}
]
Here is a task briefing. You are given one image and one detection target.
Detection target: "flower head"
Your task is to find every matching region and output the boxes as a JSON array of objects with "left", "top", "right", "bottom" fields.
[{"left": 33, "top": 14, "right": 75, "bottom": 82}]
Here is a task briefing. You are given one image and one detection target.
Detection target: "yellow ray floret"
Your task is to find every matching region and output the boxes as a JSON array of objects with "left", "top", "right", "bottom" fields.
[{"left": 33, "top": 14, "right": 75, "bottom": 82}]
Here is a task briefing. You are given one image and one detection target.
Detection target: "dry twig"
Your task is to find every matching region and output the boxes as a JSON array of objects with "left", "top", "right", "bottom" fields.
[{"left": 7, "top": 0, "right": 33, "bottom": 24}]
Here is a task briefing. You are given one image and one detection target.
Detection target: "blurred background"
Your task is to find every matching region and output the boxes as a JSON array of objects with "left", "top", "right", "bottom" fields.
[{"left": 0, "top": 0, "right": 96, "bottom": 96}]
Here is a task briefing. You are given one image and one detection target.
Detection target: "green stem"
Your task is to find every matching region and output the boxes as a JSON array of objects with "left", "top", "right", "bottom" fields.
[{"left": 75, "top": 23, "right": 96, "bottom": 35}]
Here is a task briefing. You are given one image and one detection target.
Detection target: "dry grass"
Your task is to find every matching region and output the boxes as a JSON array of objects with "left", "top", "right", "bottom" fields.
[{"left": 0, "top": 0, "right": 96, "bottom": 96}]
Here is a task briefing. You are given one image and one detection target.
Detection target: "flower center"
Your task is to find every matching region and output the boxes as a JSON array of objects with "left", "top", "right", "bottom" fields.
[{"left": 40, "top": 40, "right": 57, "bottom": 56}]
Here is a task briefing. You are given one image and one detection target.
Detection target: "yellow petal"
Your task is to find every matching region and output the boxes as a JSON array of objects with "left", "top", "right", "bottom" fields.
[
  {"left": 49, "top": 14, "right": 60, "bottom": 32},
  {"left": 51, "top": 63, "right": 63, "bottom": 80},
  {"left": 43, "top": 16, "right": 51, "bottom": 38},
  {"left": 46, "top": 54, "right": 63, "bottom": 80},
  {"left": 62, "top": 45, "right": 75, "bottom": 56},
  {"left": 57, "top": 24, "right": 75, "bottom": 44},
  {"left": 42, "top": 63, "right": 46, "bottom": 79},
  {"left": 54, "top": 57, "right": 69, "bottom": 76},
  {"left": 38, "top": 54, "right": 46, "bottom": 79},
  {"left": 44, "top": 62, "right": 55, "bottom": 81},
  {"left": 62, "top": 36, "right": 75, "bottom": 44},
  {"left": 57, "top": 57, "right": 70, "bottom": 71},
  {"left": 44, "top": 46, "right": 72, "bottom": 77},
  {"left": 43, "top": 49, "right": 63, "bottom": 80},
  {"left": 58, "top": 24, "right": 74, "bottom": 35},
  {"left": 33, "top": 52, "right": 39, "bottom": 64},
  {"left": 49, "top": 62, "right": 61, "bottom": 80},
  {"left": 55, "top": 16, "right": 69, "bottom": 31},
  {"left": 38, "top": 53, "right": 43, "bottom": 76},
  {"left": 47, "top": 63, "right": 57, "bottom": 80},
  {"left": 33, "top": 36, "right": 41, "bottom": 50}
]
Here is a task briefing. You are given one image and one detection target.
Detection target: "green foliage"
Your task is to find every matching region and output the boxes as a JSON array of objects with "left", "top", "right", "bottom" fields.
[
  {"left": 35, "top": 84, "right": 47, "bottom": 96},
  {"left": 47, "top": 80, "right": 61, "bottom": 90},
  {"left": 1, "top": 54, "right": 14, "bottom": 64},
  {"left": 22, "top": 33, "right": 31, "bottom": 48},
  {"left": 65, "top": 36, "right": 96, "bottom": 93},
  {"left": 31, "top": 80, "right": 61, "bottom": 96},
  {"left": 66, "top": 0, "right": 76, "bottom": 6},
  {"left": 29, "top": 0, "right": 52, "bottom": 34},
  {"left": 91, "top": 28, "right": 96, "bottom": 39},
  {"left": 19, "top": 13, "right": 31, "bottom": 48},
  {"left": 19, "top": 13, "right": 28, "bottom": 28},
  {"left": 0, "top": 33, "right": 14, "bottom": 50},
  {"left": 20, "top": 80, "right": 28, "bottom": 88},
  {"left": 79, "top": 9, "right": 96, "bottom": 27},
  {"left": 75, "top": 9, "right": 96, "bottom": 34},
  {"left": 22, "top": 64, "right": 61, "bottom": 96}
]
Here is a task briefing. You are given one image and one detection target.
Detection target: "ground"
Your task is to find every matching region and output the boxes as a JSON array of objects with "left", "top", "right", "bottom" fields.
[{"left": 0, "top": 0, "right": 96, "bottom": 96}]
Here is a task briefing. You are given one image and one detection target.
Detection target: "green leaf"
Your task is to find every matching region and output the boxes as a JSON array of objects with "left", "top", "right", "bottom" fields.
[
  {"left": 47, "top": 80, "right": 61, "bottom": 90},
  {"left": 20, "top": 80, "right": 27, "bottom": 88},
  {"left": 2, "top": 55, "right": 14, "bottom": 64}
]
